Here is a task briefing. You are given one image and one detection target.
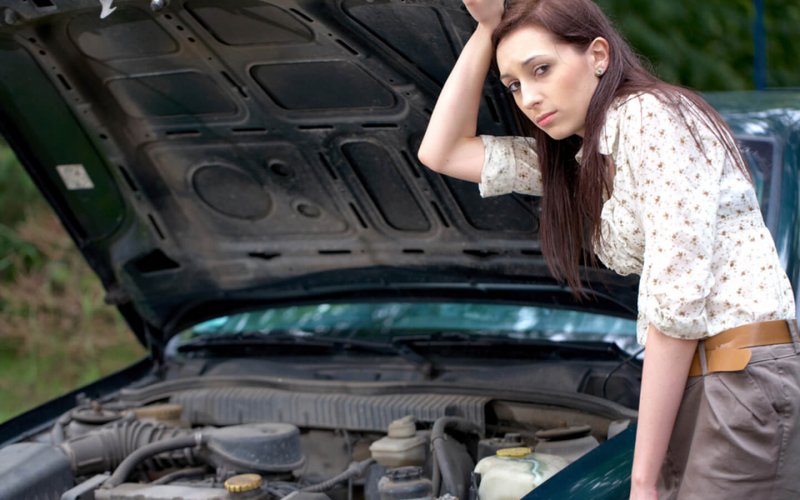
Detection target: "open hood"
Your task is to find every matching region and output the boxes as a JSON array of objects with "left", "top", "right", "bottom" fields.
[{"left": 0, "top": 0, "right": 639, "bottom": 349}]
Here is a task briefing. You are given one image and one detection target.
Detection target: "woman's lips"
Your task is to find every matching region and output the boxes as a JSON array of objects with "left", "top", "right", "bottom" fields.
[{"left": 536, "top": 111, "right": 557, "bottom": 126}]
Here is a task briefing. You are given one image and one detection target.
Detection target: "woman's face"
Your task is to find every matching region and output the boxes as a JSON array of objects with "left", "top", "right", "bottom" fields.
[{"left": 496, "top": 25, "right": 606, "bottom": 139}]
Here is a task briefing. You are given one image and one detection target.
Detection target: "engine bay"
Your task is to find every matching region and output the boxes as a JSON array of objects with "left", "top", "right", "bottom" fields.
[{"left": 0, "top": 364, "right": 637, "bottom": 500}]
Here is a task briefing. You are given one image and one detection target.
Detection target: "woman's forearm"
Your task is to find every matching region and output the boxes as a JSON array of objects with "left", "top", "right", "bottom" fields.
[
  {"left": 630, "top": 324, "right": 697, "bottom": 496},
  {"left": 417, "top": 24, "right": 495, "bottom": 181}
]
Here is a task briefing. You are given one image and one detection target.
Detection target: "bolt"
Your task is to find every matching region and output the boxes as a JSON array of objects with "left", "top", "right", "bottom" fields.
[{"left": 151, "top": 0, "right": 169, "bottom": 12}]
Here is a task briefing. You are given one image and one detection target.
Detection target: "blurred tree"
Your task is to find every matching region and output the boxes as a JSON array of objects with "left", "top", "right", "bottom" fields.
[
  {"left": 0, "top": 139, "right": 42, "bottom": 227},
  {"left": 0, "top": 142, "right": 46, "bottom": 283},
  {"left": 598, "top": 0, "right": 799, "bottom": 90},
  {"left": 765, "top": 2, "right": 800, "bottom": 88}
]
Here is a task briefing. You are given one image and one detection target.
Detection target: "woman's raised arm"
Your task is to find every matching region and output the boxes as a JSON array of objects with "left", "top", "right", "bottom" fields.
[{"left": 417, "top": 0, "right": 504, "bottom": 183}]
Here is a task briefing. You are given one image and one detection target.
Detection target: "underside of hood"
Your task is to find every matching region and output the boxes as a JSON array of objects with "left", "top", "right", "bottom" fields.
[{"left": 0, "top": 0, "right": 638, "bottom": 349}]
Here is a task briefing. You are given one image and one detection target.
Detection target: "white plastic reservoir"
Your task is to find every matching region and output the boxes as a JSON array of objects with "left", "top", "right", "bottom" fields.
[{"left": 473, "top": 447, "right": 569, "bottom": 500}]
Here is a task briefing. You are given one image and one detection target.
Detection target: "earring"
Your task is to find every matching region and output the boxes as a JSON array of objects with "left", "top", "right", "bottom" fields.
[{"left": 595, "top": 67, "right": 605, "bottom": 77}]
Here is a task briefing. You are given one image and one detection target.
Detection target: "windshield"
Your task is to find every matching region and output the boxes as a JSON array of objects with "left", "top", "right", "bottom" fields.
[{"left": 171, "top": 302, "right": 639, "bottom": 355}]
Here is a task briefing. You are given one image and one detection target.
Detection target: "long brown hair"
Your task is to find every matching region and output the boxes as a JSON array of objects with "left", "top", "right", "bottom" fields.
[{"left": 492, "top": 0, "right": 747, "bottom": 295}]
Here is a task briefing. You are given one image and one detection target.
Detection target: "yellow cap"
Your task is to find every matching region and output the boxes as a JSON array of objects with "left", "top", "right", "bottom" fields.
[
  {"left": 224, "top": 473, "right": 264, "bottom": 493},
  {"left": 496, "top": 447, "right": 532, "bottom": 458}
]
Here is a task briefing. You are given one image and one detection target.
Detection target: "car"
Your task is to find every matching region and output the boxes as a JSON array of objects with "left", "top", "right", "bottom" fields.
[{"left": 0, "top": 1, "right": 797, "bottom": 499}]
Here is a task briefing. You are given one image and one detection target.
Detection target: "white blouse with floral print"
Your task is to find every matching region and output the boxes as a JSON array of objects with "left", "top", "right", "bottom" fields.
[{"left": 478, "top": 92, "right": 796, "bottom": 345}]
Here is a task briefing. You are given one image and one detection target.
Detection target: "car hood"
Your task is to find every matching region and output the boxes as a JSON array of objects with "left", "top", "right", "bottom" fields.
[{"left": 0, "top": 0, "right": 639, "bottom": 351}]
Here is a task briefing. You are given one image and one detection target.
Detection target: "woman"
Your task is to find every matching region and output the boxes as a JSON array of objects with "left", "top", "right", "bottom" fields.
[{"left": 417, "top": 0, "right": 800, "bottom": 498}]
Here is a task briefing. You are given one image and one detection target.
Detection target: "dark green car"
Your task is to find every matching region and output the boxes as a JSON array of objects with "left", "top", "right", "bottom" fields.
[{"left": 0, "top": 1, "right": 797, "bottom": 499}]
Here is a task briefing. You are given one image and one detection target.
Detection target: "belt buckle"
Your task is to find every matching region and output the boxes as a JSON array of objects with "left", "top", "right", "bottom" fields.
[
  {"left": 691, "top": 342, "right": 752, "bottom": 377},
  {"left": 705, "top": 347, "right": 752, "bottom": 374}
]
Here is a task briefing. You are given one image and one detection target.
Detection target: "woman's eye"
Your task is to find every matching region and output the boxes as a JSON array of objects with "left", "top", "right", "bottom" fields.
[
  {"left": 506, "top": 81, "right": 520, "bottom": 93},
  {"left": 534, "top": 64, "right": 549, "bottom": 77}
]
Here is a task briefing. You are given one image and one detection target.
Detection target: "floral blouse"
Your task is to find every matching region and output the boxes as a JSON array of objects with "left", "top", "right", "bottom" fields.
[{"left": 478, "top": 92, "right": 795, "bottom": 345}]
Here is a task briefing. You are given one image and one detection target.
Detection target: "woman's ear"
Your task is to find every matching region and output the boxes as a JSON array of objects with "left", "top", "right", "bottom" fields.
[{"left": 588, "top": 37, "right": 610, "bottom": 73}]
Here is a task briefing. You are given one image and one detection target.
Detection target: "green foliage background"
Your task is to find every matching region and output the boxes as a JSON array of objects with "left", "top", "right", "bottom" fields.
[
  {"left": 0, "top": 148, "right": 45, "bottom": 283},
  {"left": 0, "top": 2, "right": 798, "bottom": 422},
  {"left": 598, "top": 0, "right": 800, "bottom": 90},
  {"left": 0, "top": 144, "right": 145, "bottom": 422}
]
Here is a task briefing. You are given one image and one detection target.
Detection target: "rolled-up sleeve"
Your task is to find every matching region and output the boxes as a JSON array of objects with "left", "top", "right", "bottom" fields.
[
  {"left": 478, "top": 135, "right": 543, "bottom": 197},
  {"left": 626, "top": 94, "right": 727, "bottom": 339}
]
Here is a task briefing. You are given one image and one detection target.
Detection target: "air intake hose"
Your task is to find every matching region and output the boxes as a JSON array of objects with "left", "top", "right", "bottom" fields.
[
  {"left": 60, "top": 420, "right": 305, "bottom": 485},
  {"left": 59, "top": 420, "right": 197, "bottom": 476}
]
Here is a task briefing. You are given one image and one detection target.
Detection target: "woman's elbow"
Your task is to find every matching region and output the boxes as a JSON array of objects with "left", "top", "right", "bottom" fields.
[{"left": 416, "top": 146, "right": 445, "bottom": 173}]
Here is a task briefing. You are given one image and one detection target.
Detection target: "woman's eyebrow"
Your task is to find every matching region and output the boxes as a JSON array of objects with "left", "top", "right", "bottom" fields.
[{"left": 499, "top": 54, "right": 545, "bottom": 80}]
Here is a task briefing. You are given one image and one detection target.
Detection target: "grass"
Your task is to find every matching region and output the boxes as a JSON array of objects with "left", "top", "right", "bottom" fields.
[{"left": 0, "top": 153, "right": 145, "bottom": 422}]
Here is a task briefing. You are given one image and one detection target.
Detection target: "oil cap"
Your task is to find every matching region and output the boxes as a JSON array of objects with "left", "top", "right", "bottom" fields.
[{"left": 224, "top": 473, "right": 264, "bottom": 494}]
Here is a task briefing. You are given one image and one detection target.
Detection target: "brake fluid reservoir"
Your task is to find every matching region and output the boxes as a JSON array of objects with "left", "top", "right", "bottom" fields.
[
  {"left": 369, "top": 416, "right": 427, "bottom": 467},
  {"left": 473, "top": 447, "right": 569, "bottom": 500}
]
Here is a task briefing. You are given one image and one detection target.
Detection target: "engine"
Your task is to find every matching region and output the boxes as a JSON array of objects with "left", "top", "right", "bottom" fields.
[{"left": 0, "top": 383, "right": 632, "bottom": 500}]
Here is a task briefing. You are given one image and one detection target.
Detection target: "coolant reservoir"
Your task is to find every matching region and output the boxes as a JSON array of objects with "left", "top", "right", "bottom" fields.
[
  {"left": 473, "top": 447, "right": 569, "bottom": 500},
  {"left": 533, "top": 425, "right": 599, "bottom": 463},
  {"left": 369, "top": 416, "right": 427, "bottom": 467}
]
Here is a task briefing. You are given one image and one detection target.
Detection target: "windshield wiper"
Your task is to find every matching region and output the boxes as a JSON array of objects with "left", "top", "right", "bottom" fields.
[
  {"left": 177, "top": 330, "right": 388, "bottom": 353},
  {"left": 389, "top": 331, "right": 630, "bottom": 362},
  {"left": 176, "top": 330, "right": 436, "bottom": 375}
]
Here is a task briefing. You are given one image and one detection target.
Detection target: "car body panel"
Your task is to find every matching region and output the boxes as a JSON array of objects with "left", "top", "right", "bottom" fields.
[
  {"left": 2, "top": 0, "right": 607, "bottom": 350},
  {"left": 524, "top": 426, "right": 635, "bottom": 500}
]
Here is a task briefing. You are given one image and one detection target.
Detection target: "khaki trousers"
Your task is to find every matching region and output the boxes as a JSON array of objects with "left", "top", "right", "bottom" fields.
[{"left": 659, "top": 343, "right": 800, "bottom": 499}]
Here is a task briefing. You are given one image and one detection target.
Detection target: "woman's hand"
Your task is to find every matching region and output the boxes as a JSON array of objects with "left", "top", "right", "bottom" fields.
[
  {"left": 629, "top": 325, "right": 697, "bottom": 500},
  {"left": 418, "top": 2, "right": 503, "bottom": 182},
  {"left": 463, "top": 0, "right": 505, "bottom": 29}
]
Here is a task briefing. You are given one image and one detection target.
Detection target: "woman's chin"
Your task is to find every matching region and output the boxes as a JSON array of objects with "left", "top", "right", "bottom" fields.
[
  {"left": 533, "top": 120, "right": 578, "bottom": 141},
  {"left": 542, "top": 128, "right": 572, "bottom": 141}
]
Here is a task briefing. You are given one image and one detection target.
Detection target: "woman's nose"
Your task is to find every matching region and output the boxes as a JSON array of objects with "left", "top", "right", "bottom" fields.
[{"left": 520, "top": 84, "right": 542, "bottom": 109}]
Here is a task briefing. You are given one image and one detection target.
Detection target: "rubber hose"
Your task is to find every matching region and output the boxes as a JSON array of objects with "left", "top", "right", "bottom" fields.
[
  {"left": 152, "top": 465, "right": 209, "bottom": 485},
  {"left": 430, "top": 417, "right": 480, "bottom": 497},
  {"left": 102, "top": 433, "right": 205, "bottom": 488},
  {"left": 300, "top": 458, "right": 375, "bottom": 493}
]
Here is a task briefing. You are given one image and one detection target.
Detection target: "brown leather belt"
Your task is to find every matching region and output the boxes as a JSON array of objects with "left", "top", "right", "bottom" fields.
[{"left": 688, "top": 320, "right": 796, "bottom": 377}]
